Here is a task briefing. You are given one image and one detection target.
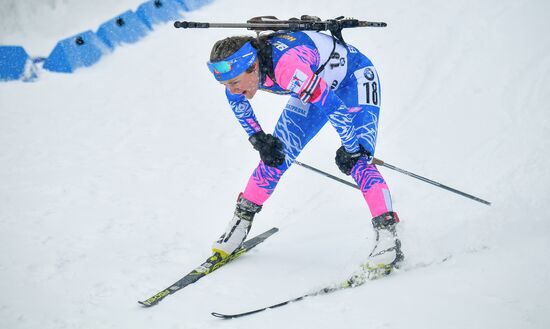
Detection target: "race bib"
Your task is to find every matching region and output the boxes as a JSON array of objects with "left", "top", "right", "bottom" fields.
[{"left": 354, "top": 66, "right": 380, "bottom": 106}]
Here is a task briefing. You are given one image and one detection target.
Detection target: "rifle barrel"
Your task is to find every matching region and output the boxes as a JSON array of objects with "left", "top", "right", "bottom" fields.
[{"left": 174, "top": 20, "right": 387, "bottom": 30}]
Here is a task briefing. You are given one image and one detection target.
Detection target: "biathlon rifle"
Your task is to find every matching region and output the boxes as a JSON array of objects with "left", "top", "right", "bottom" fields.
[{"left": 174, "top": 15, "right": 387, "bottom": 44}]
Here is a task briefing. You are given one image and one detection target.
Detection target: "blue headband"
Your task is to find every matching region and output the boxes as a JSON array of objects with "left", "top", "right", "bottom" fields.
[{"left": 207, "top": 41, "right": 257, "bottom": 82}]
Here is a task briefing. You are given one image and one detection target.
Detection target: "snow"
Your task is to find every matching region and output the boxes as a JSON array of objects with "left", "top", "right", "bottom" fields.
[{"left": 1, "top": 0, "right": 550, "bottom": 328}]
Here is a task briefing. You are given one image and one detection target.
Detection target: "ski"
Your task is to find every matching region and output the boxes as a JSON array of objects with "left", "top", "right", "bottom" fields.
[
  {"left": 138, "top": 227, "right": 279, "bottom": 307},
  {"left": 211, "top": 264, "right": 370, "bottom": 319},
  {"left": 211, "top": 255, "right": 452, "bottom": 319}
]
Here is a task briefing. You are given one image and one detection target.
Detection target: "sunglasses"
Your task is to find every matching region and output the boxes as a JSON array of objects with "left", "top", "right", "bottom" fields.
[{"left": 209, "top": 59, "right": 236, "bottom": 74}]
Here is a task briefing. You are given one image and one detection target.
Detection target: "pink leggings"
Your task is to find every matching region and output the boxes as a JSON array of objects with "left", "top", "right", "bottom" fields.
[{"left": 243, "top": 157, "right": 392, "bottom": 218}]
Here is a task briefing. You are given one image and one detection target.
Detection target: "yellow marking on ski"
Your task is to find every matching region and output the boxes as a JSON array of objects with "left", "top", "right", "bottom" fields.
[{"left": 142, "top": 289, "right": 170, "bottom": 305}]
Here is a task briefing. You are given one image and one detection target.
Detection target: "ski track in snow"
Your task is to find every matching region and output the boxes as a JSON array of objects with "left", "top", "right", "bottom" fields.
[{"left": 1, "top": 0, "right": 550, "bottom": 328}]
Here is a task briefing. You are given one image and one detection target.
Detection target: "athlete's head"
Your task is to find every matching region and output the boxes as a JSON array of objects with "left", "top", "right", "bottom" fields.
[{"left": 208, "top": 36, "right": 260, "bottom": 99}]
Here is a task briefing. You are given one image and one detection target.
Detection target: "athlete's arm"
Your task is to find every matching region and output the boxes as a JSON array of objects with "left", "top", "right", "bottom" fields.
[{"left": 225, "top": 87, "right": 263, "bottom": 136}]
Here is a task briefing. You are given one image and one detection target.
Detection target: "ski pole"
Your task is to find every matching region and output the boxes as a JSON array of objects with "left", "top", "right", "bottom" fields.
[
  {"left": 293, "top": 160, "right": 359, "bottom": 190},
  {"left": 372, "top": 158, "right": 491, "bottom": 206},
  {"left": 294, "top": 159, "right": 491, "bottom": 206}
]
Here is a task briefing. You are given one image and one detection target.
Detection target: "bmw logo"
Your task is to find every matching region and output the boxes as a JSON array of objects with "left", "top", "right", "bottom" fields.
[{"left": 363, "top": 68, "right": 375, "bottom": 81}]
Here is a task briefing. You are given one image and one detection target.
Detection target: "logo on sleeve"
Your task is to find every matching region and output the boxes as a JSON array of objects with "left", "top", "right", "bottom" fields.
[{"left": 287, "top": 69, "right": 308, "bottom": 94}]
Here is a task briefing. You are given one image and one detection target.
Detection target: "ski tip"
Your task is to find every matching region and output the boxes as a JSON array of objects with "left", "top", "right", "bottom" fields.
[
  {"left": 138, "top": 300, "right": 154, "bottom": 307},
  {"left": 211, "top": 312, "right": 232, "bottom": 319},
  {"left": 138, "top": 300, "right": 159, "bottom": 307},
  {"left": 138, "top": 289, "right": 171, "bottom": 308}
]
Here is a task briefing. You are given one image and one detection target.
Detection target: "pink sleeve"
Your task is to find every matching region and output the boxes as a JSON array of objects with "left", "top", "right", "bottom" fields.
[{"left": 274, "top": 46, "right": 328, "bottom": 104}]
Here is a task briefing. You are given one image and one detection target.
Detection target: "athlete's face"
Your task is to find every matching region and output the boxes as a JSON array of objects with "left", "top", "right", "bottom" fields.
[{"left": 222, "top": 61, "right": 260, "bottom": 100}]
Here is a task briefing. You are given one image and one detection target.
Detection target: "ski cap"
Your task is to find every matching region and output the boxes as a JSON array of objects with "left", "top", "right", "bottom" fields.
[{"left": 207, "top": 41, "right": 257, "bottom": 82}]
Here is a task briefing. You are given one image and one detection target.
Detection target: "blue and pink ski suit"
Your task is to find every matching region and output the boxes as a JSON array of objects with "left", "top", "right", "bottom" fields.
[{"left": 224, "top": 31, "right": 393, "bottom": 217}]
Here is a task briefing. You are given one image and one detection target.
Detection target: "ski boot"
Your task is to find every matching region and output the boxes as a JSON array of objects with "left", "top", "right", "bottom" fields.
[
  {"left": 212, "top": 193, "right": 262, "bottom": 259},
  {"left": 365, "top": 211, "right": 404, "bottom": 279}
]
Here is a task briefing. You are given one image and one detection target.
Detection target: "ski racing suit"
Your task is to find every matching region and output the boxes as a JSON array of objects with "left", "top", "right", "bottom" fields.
[{"left": 225, "top": 31, "right": 393, "bottom": 217}]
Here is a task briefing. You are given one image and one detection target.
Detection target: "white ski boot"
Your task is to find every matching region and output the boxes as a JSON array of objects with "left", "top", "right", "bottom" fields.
[
  {"left": 212, "top": 194, "right": 262, "bottom": 259},
  {"left": 365, "top": 211, "right": 404, "bottom": 279}
]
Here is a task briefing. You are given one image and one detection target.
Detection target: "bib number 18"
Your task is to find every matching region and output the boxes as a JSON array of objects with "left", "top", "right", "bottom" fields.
[
  {"left": 363, "top": 81, "right": 379, "bottom": 105},
  {"left": 354, "top": 66, "right": 380, "bottom": 106}
]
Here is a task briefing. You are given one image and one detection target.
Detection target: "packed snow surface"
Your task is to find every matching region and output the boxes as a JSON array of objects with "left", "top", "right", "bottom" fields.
[{"left": 1, "top": 0, "right": 549, "bottom": 328}]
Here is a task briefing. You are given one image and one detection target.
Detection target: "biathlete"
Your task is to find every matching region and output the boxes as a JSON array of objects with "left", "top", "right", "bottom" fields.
[{"left": 206, "top": 30, "right": 403, "bottom": 276}]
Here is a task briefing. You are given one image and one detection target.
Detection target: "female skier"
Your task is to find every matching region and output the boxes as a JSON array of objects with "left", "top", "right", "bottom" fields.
[{"left": 207, "top": 30, "right": 403, "bottom": 276}]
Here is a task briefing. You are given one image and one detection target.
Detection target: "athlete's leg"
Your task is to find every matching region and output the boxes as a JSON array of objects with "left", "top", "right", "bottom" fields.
[
  {"left": 340, "top": 64, "right": 403, "bottom": 274},
  {"left": 348, "top": 104, "right": 394, "bottom": 217},
  {"left": 351, "top": 159, "right": 393, "bottom": 217},
  {"left": 338, "top": 63, "right": 393, "bottom": 217}
]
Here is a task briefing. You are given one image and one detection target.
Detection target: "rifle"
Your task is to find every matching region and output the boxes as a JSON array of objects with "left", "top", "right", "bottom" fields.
[{"left": 174, "top": 15, "right": 387, "bottom": 44}]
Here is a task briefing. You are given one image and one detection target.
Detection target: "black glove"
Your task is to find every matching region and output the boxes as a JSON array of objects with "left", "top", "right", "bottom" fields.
[
  {"left": 335, "top": 145, "right": 371, "bottom": 175},
  {"left": 249, "top": 131, "right": 285, "bottom": 167}
]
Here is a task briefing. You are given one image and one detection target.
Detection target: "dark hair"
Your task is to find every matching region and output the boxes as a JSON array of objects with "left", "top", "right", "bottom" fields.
[{"left": 210, "top": 35, "right": 271, "bottom": 74}]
